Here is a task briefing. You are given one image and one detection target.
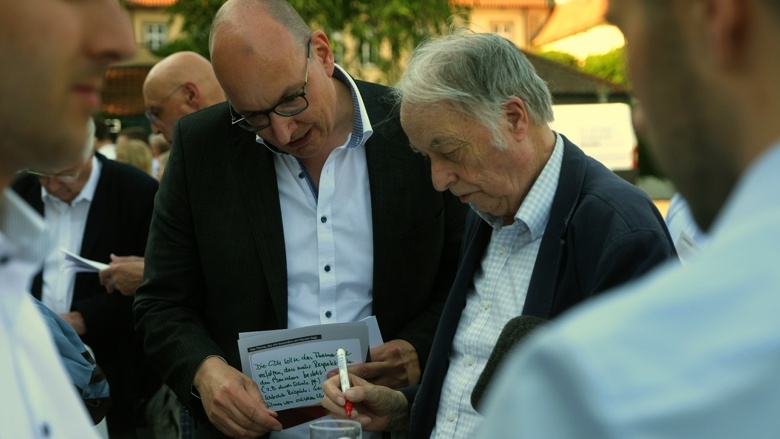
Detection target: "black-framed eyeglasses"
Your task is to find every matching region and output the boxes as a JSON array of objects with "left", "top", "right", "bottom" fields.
[
  {"left": 145, "top": 84, "right": 184, "bottom": 124},
  {"left": 229, "top": 40, "right": 311, "bottom": 132}
]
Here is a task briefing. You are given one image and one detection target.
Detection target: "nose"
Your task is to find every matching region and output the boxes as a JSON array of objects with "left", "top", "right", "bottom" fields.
[
  {"left": 84, "top": 0, "right": 137, "bottom": 65},
  {"left": 430, "top": 158, "right": 456, "bottom": 192},
  {"left": 150, "top": 120, "right": 165, "bottom": 136},
  {"left": 266, "top": 114, "right": 297, "bottom": 146}
]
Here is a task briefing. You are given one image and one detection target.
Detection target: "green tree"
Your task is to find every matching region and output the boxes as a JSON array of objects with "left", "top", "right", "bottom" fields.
[
  {"left": 581, "top": 47, "right": 628, "bottom": 86},
  {"left": 155, "top": 0, "right": 462, "bottom": 84},
  {"left": 536, "top": 50, "right": 580, "bottom": 69}
]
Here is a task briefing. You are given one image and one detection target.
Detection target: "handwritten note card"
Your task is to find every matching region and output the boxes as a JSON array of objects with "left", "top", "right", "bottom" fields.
[
  {"left": 237, "top": 322, "right": 369, "bottom": 411},
  {"left": 249, "top": 339, "right": 361, "bottom": 408}
]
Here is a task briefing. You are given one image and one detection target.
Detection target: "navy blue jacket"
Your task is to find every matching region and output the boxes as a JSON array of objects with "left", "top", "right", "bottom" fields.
[{"left": 408, "top": 136, "right": 677, "bottom": 438}]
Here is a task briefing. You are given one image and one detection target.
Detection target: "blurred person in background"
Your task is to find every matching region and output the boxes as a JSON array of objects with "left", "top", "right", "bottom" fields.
[
  {"left": 13, "top": 118, "right": 161, "bottom": 439},
  {"left": 143, "top": 51, "right": 226, "bottom": 144},
  {"left": 116, "top": 138, "right": 154, "bottom": 177},
  {"left": 148, "top": 134, "right": 171, "bottom": 180},
  {"left": 95, "top": 116, "right": 117, "bottom": 160}
]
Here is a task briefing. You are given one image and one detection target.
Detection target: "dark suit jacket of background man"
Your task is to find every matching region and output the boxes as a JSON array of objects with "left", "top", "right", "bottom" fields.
[
  {"left": 407, "top": 136, "right": 678, "bottom": 438},
  {"left": 133, "top": 80, "right": 468, "bottom": 429},
  {"left": 12, "top": 153, "right": 161, "bottom": 435}
]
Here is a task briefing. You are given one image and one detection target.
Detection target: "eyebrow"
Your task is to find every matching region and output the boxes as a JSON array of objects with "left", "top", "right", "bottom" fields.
[{"left": 429, "top": 136, "right": 459, "bottom": 151}]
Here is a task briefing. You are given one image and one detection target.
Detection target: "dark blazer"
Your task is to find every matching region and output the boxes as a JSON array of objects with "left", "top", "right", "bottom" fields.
[
  {"left": 12, "top": 153, "right": 160, "bottom": 434},
  {"left": 407, "top": 136, "right": 677, "bottom": 438},
  {"left": 133, "top": 80, "right": 468, "bottom": 429}
]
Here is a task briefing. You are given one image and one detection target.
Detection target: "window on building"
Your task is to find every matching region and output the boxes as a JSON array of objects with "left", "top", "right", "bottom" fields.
[
  {"left": 491, "top": 21, "right": 514, "bottom": 40},
  {"left": 143, "top": 22, "right": 168, "bottom": 51},
  {"left": 359, "top": 36, "right": 379, "bottom": 66},
  {"left": 331, "top": 32, "right": 345, "bottom": 64}
]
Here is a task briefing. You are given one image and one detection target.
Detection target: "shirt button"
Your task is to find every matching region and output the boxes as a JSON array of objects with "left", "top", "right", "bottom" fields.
[
  {"left": 41, "top": 423, "right": 50, "bottom": 437},
  {"left": 498, "top": 246, "right": 506, "bottom": 254},
  {"left": 0, "top": 255, "right": 9, "bottom": 265},
  {"left": 321, "top": 216, "right": 327, "bottom": 223},
  {"left": 466, "top": 355, "right": 474, "bottom": 366},
  {"left": 298, "top": 172, "right": 305, "bottom": 179},
  {"left": 482, "top": 301, "right": 490, "bottom": 310},
  {"left": 325, "top": 311, "right": 332, "bottom": 318},
  {"left": 324, "top": 265, "right": 331, "bottom": 272},
  {"left": 447, "top": 412, "right": 456, "bottom": 422}
]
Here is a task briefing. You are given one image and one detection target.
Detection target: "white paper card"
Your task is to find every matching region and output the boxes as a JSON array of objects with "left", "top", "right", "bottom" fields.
[
  {"left": 61, "top": 248, "right": 108, "bottom": 273},
  {"left": 237, "top": 322, "right": 369, "bottom": 411}
]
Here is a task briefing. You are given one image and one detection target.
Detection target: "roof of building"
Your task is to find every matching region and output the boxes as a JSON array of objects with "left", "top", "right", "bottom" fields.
[
  {"left": 533, "top": 0, "right": 607, "bottom": 45},
  {"left": 450, "top": 0, "right": 553, "bottom": 7},
  {"left": 124, "top": 0, "right": 178, "bottom": 7}
]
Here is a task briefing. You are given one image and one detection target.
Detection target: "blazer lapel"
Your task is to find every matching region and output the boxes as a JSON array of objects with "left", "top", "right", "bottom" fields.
[
  {"left": 523, "top": 137, "right": 587, "bottom": 317},
  {"left": 232, "top": 134, "right": 290, "bottom": 326},
  {"left": 80, "top": 157, "right": 110, "bottom": 260}
]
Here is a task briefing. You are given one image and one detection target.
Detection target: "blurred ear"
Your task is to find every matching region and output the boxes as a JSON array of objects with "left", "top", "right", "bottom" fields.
[
  {"left": 311, "top": 30, "right": 335, "bottom": 77},
  {"left": 182, "top": 82, "right": 200, "bottom": 109},
  {"left": 504, "top": 96, "right": 530, "bottom": 141},
  {"left": 702, "top": 0, "right": 748, "bottom": 70}
]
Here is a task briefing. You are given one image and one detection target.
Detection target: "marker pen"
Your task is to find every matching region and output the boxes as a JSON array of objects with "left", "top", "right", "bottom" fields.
[{"left": 336, "top": 348, "right": 353, "bottom": 416}]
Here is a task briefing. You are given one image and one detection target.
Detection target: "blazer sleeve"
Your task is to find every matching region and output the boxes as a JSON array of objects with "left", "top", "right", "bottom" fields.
[{"left": 133, "top": 119, "right": 225, "bottom": 418}]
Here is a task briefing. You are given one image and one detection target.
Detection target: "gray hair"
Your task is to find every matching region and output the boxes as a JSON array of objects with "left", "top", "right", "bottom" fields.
[{"left": 395, "top": 30, "right": 553, "bottom": 150}]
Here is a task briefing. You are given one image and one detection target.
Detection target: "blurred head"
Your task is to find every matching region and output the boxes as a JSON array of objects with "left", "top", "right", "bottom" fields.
[
  {"left": 606, "top": 0, "right": 780, "bottom": 231},
  {"left": 396, "top": 31, "right": 556, "bottom": 222},
  {"left": 210, "top": 0, "right": 346, "bottom": 161},
  {"left": 143, "top": 51, "right": 226, "bottom": 143},
  {"left": 93, "top": 116, "right": 114, "bottom": 149},
  {"left": 116, "top": 139, "right": 153, "bottom": 175},
  {"left": 0, "top": 0, "right": 135, "bottom": 187},
  {"left": 115, "top": 126, "right": 149, "bottom": 149},
  {"left": 148, "top": 133, "right": 171, "bottom": 158},
  {"left": 34, "top": 118, "right": 97, "bottom": 204}
]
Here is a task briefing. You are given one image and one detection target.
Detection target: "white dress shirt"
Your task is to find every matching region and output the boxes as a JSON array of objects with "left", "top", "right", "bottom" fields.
[
  {"left": 262, "top": 65, "right": 380, "bottom": 439},
  {"left": 40, "top": 156, "right": 101, "bottom": 313},
  {"left": 260, "top": 65, "right": 375, "bottom": 329},
  {"left": 0, "top": 189, "right": 99, "bottom": 439},
  {"left": 482, "top": 143, "right": 780, "bottom": 438},
  {"left": 431, "top": 134, "right": 563, "bottom": 439}
]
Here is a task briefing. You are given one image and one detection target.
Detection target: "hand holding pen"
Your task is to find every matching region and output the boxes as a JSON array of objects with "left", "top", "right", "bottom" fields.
[
  {"left": 321, "top": 357, "right": 411, "bottom": 432},
  {"left": 337, "top": 348, "right": 353, "bottom": 416}
]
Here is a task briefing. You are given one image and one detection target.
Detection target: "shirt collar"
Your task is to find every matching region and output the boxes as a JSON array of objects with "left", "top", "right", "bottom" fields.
[
  {"left": 474, "top": 132, "right": 564, "bottom": 238},
  {"left": 41, "top": 155, "right": 102, "bottom": 206},
  {"left": 256, "top": 64, "right": 374, "bottom": 154},
  {"left": 0, "top": 189, "right": 50, "bottom": 265}
]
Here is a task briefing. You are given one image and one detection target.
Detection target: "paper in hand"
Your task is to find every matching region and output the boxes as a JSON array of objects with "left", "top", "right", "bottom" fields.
[{"left": 61, "top": 248, "right": 108, "bottom": 273}]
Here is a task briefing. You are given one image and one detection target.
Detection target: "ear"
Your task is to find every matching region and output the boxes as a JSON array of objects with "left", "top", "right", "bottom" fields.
[
  {"left": 702, "top": 0, "right": 748, "bottom": 69},
  {"left": 181, "top": 82, "right": 201, "bottom": 109},
  {"left": 311, "top": 30, "right": 336, "bottom": 77},
  {"left": 504, "top": 96, "right": 530, "bottom": 141}
]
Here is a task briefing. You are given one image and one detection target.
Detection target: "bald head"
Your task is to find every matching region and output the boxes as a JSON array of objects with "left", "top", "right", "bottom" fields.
[
  {"left": 143, "top": 51, "right": 225, "bottom": 142},
  {"left": 210, "top": 0, "right": 311, "bottom": 55}
]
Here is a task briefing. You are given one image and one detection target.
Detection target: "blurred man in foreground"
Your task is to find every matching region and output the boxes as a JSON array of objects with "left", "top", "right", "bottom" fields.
[
  {"left": 0, "top": 0, "right": 135, "bottom": 437},
  {"left": 481, "top": 0, "right": 780, "bottom": 436}
]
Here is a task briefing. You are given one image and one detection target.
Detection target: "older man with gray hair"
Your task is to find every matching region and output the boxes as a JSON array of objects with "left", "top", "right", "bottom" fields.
[{"left": 321, "top": 30, "right": 677, "bottom": 438}]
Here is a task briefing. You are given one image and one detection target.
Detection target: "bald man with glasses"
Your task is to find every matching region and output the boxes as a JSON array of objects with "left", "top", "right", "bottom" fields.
[{"left": 133, "top": 0, "right": 467, "bottom": 438}]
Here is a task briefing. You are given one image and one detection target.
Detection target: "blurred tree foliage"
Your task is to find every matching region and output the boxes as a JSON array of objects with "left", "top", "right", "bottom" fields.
[
  {"left": 536, "top": 47, "right": 628, "bottom": 87},
  {"left": 154, "top": 0, "right": 464, "bottom": 84},
  {"left": 536, "top": 50, "right": 580, "bottom": 69},
  {"left": 581, "top": 47, "right": 628, "bottom": 86}
]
